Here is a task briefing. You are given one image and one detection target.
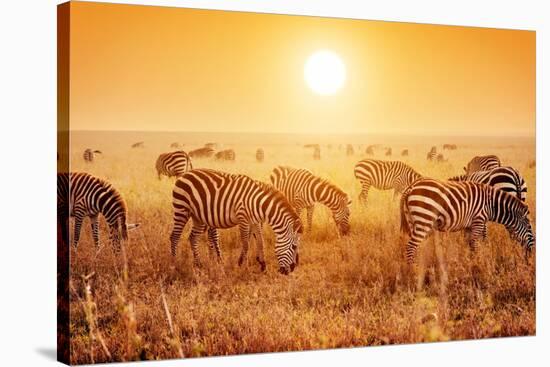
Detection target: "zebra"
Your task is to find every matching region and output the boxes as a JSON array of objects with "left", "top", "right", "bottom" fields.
[
  {"left": 436, "top": 153, "right": 447, "bottom": 163},
  {"left": 400, "top": 179, "right": 534, "bottom": 264},
  {"left": 214, "top": 149, "right": 236, "bottom": 161},
  {"left": 83, "top": 149, "right": 102, "bottom": 163},
  {"left": 313, "top": 146, "right": 321, "bottom": 160},
  {"left": 401, "top": 149, "right": 409, "bottom": 157},
  {"left": 443, "top": 144, "right": 457, "bottom": 150},
  {"left": 449, "top": 166, "right": 527, "bottom": 202},
  {"left": 270, "top": 166, "right": 351, "bottom": 236},
  {"left": 346, "top": 144, "right": 354, "bottom": 156},
  {"left": 464, "top": 155, "right": 501, "bottom": 174},
  {"left": 131, "top": 142, "right": 144, "bottom": 148},
  {"left": 170, "top": 169, "right": 302, "bottom": 274},
  {"left": 189, "top": 147, "right": 214, "bottom": 158},
  {"left": 204, "top": 142, "right": 218, "bottom": 149},
  {"left": 385, "top": 147, "right": 392, "bottom": 157},
  {"left": 170, "top": 142, "right": 181, "bottom": 149},
  {"left": 57, "top": 172, "right": 140, "bottom": 251},
  {"left": 155, "top": 150, "right": 193, "bottom": 179},
  {"left": 256, "top": 148, "right": 264, "bottom": 162},
  {"left": 354, "top": 159, "right": 423, "bottom": 204},
  {"left": 366, "top": 145, "right": 375, "bottom": 156},
  {"left": 426, "top": 146, "right": 437, "bottom": 161}
]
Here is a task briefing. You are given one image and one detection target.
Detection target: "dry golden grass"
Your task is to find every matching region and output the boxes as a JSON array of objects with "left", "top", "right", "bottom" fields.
[{"left": 65, "top": 131, "right": 535, "bottom": 364}]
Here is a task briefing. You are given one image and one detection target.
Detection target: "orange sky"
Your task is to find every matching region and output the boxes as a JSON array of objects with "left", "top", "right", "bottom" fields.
[{"left": 68, "top": 1, "right": 535, "bottom": 136}]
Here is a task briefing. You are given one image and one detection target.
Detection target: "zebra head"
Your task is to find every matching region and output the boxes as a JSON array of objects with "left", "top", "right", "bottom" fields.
[
  {"left": 333, "top": 196, "right": 352, "bottom": 236},
  {"left": 505, "top": 202, "right": 535, "bottom": 256},
  {"left": 276, "top": 217, "right": 303, "bottom": 275},
  {"left": 108, "top": 213, "right": 141, "bottom": 252}
]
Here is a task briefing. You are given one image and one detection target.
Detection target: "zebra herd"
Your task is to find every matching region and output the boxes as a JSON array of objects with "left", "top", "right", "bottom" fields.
[{"left": 59, "top": 148, "right": 534, "bottom": 277}]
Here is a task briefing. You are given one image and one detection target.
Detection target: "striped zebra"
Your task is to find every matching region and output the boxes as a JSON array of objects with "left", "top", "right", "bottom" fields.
[
  {"left": 449, "top": 166, "right": 527, "bottom": 202},
  {"left": 214, "top": 149, "right": 236, "bottom": 161},
  {"left": 426, "top": 146, "right": 437, "bottom": 161},
  {"left": 443, "top": 144, "right": 457, "bottom": 150},
  {"left": 400, "top": 179, "right": 534, "bottom": 264},
  {"left": 189, "top": 147, "right": 214, "bottom": 158},
  {"left": 131, "top": 142, "right": 144, "bottom": 148},
  {"left": 366, "top": 145, "right": 375, "bottom": 156},
  {"left": 256, "top": 148, "right": 265, "bottom": 162},
  {"left": 57, "top": 172, "right": 140, "bottom": 250},
  {"left": 83, "top": 149, "right": 101, "bottom": 162},
  {"left": 385, "top": 147, "right": 392, "bottom": 156},
  {"left": 464, "top": 155, "right": 501, "bottom": 174},
  {"left": 401, "top": 149, "right": 409, "bottom": 157},
  {"left": 354, "top": 159, "right": 423, "bottom": 204},
  {"left": 270, "top": 166, "right": 351, "bottom": 236},
  {"left": 155, "top": 150, "right": 193, "bottom": 179},
  {"left": 436, "top": 153, "right": 447, "bottom": 163},
  {"left": 170, "top": 142, "right": 181, "bottom": 148},
  {"left": 346, "top": 144, "right": 355, "bottom": 156},
  {"left": 313, "top": 146, "right": 321, "bottom": 160},
  {"left": 204, "top": 142, "right": 218, "bottom": 149},
  {"left": 171, "top": 169, "right": 303, "bottom": 274}
]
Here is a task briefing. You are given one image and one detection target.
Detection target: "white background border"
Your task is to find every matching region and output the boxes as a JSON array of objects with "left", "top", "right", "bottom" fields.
[{"left": 0, "top": 0, "right": 546, "bottom": 366}]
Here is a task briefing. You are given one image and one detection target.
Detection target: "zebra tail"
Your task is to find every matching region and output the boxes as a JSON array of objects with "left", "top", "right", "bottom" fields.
[
  {"left": 399, "top": 188, "right": 411, "bottom": 235},
  {"left": 120, "top": 215, "right": 129, "bottom": 241}
]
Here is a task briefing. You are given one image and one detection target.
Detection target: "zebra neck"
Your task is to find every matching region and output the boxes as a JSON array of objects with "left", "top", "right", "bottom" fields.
[{"left": 487, "top": 191, "right": 512, "bottom": 227}]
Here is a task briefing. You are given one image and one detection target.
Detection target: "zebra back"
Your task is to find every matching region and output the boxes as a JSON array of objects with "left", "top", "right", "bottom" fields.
[
  {"left": 449, "top": 166, "right": 526, "bottom": 201},
  {"left": 156, "top": 150, "right": 193, "bottom": 178},
  {"left": 464, "top": 155, "right": 501, "bottom": 174},
  {"left": 354, "top": 159, "right": 423, "bottom": 192}
]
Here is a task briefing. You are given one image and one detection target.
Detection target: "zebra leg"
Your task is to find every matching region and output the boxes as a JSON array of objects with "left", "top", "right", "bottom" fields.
[
  {"left": 237, "top": 223, "right": 251, "bottom": 267},
  {"left": 251, "top": 223, "right": 266, "bottom": 271},
  {"left": 469, "top": 220, "right": 487, "bottom": 252},
  {"left": 90, "top": 215, "right": 100, "bottom": 249},
  {"left": 359, "top": 182, "right": 371, "bottom": 205},
  {"left": 170, "top": 209, "right": 190, "bottom": 257},
  {"left": 72, "top": 212, "right": 85, "bottom": 249},
  {"left": 207, "top": 227, "right": 222, "bottom": 262},
  {"left": 306, "top": 206, "right": 314, "bottom": 232},
  {"left": 406, "top": 224, "right": 431, "bottom": 265},
  {"left": 188, "top": 221, "right": 207, "bottom": 268}
]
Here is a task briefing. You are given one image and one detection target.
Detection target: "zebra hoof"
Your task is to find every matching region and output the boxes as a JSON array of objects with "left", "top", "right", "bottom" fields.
[
  {"left": 256, "top": 257, "right": 266, "bottom": 272},
  {"left": 279, "top": 267, "right": 289, "bottom": 275},
  {"left": 238, "top": 256, "right": 245, "bottom": 267}
]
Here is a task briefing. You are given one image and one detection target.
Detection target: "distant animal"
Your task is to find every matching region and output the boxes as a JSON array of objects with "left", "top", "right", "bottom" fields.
[
  {"left": 131, "top": 142, "right": 144, "bottom": 148},
  {"left": 155, "top": 151, "right": 193, "bottom": 179},
  {"left": 204, "top": 143, "right": 218, "bottom": 149},
  {"left": 400, "top": 179, "right": 534, "bottom": 264},
  {"left": 354, "top": 159, "right": 423, "bottom": 205},
  {"left": 270, "top": 166, "right": 351, "bottom": 236},
  {"left": 528, "top": 160, "right": 536, "bottom": 169},
  {"left": 256, "top": 148, "right": 265, "bottom": 162},
  {"left": 346, "top": 144, "right": 354, "bottom": 156},
  {"left": 304, "top": 144, "right": 320, "bottom": 149},
  {"left": 401, "top": 149, "right": 409, "bottom": 157},
  {"left": 464, "top": 155, "right": 501, "bottom": 174},
  {"left": 170, "top": 169, "right": 302, "bottom": 274},
  {"left": 214, "top": 149, "right": 236, "bottom": 161},
  {"left": 443, "top": 144, "right": 457, "bottom": 150},
  {"left": 385, "top": 147, "right": 392, "bottom": 157},
  {"left": 313, "top": 146, "right": 321, "bottom": 160},
  {"left": 188, "top": 147, "right": 215, "bottom": 159},
  {"left": 426, "top": 146, "right": 437, "bottom": 161},
  {"left": 57, "top": 172, "right": 140, "bottom": 251},
  {"left": 436, "top": 153, "right": 447, "bottom": 162},
  {"left": 83, "top": 149, "right": 102, "bottom": 162},
  {"left": 366, "top": 145, "right": 375, "bottom": 156},
  {"left": 449, "top": 166, "right": 527, "bottom": 202},
  {"left": 170, "top": 142, "right": 181, "bottom": 149}
]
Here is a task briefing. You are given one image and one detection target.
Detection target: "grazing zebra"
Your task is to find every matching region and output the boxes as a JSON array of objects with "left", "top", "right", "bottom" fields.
[
  {"left": 155, "top": 150, "right": 193, "bottom": 179},
  {"left": 171, "top": 169, "right": 302, "bottom": 274},
  {"left": 83, "top": 149, "right": 102, "bottom": 162},
  {"left": 354, "top": 159, "right": 423, "bottom": 204},
  {"left": 170, "top": 142, "right": 180, "bottom": 148},
  {"left": 426, "top": 146, "right": 437, "bottom": 161},
  {"left": 189, "top": 147, "right": 214, "bottom": 158},
  {"left": 443, "top": 144, "right": 457, "bottom": 150},
  {"left": 385, "top": 147, "right": 392, "bottom": 156},
  {"left": 449, "top": 166, "right": 527, "bottom": 202},
  {"left": 204, "top": 142, "right": 218, "bottom": 149},
  {"left": 131, "top": 142, "right": 144, "bottom": 148},
  {"left": 436, "top": 153, "right": 447, "bottom": 163},
  {"left": 313, "top": 146, "right": 321, "bottom": 160},
  {"left": 57, "top": 172, "right": 140, "bottom": 251},
  {"left": 366, "top": 145, "right": 375, "bottom": 156},
  {"left": 401, "top": 149, "right": 409, "bottom": 157},
  {"left": 256, "top": 148, "right": 264, "bottom": 162},
  {"left": 214, "top": 149, "right": 236, "bottom": 161},
  {"left": 400, "top": 179, "right": 534, "bottom": 264},
  {"left": 270, "top": 166, "right": 351, "bottom": 236},
  {"left": 346, "top": 144, "right": 355, "bottom": 156},
  {"left": 464, "top": 155, "right": 501, "bottom": 174}
]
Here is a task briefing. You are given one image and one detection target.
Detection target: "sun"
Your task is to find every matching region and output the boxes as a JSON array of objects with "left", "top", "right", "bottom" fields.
[{"left": 304, "top": 50, "right": 346, "bottom": 96}]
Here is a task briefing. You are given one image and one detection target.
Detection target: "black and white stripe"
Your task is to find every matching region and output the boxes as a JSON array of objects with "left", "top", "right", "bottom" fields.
[
  {"left": 270, "top": 166, "right": 351, "bottom": 236},
  {"left": 400, "top": 179, "right": 534, "bottom": 264},
  {"left": 83, "top": 149, "right": 101, "bottom": 163},
  {"left": 189, "top": 147, "right": 215, "bottom": 158},
  {"left": 214, "top": 149, "right": 236, "bottom": 161},
  {"left": 155, "top": 150, "right": 193, "bottom": 179},
  {"left": 57, "top": 172, "right": 139, "bottom": 251},
  {"left": 170, "top": 169, "right": 303, "bottom": 274},
  {"left": 354, "top": 159, "right": 423, "bottom": 204},
  {"left": 426, "top": 146, "right": 437, "bottom": 161},
  {"left": 464, "top": 155, "right": 501, "bottom": 174}
]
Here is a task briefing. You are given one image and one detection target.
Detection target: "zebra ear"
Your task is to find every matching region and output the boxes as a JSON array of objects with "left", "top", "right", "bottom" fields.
[
  {"left": 347, "top": 198, "right": 352, "bottom": 206},
  {"left": 463, "top": 166, "right": 467, "bottom": 173}
]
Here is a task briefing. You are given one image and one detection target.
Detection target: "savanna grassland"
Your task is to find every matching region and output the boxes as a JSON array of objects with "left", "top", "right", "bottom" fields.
[{"left": 63, "top": 131, "right": 536, "bottom": 364}]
